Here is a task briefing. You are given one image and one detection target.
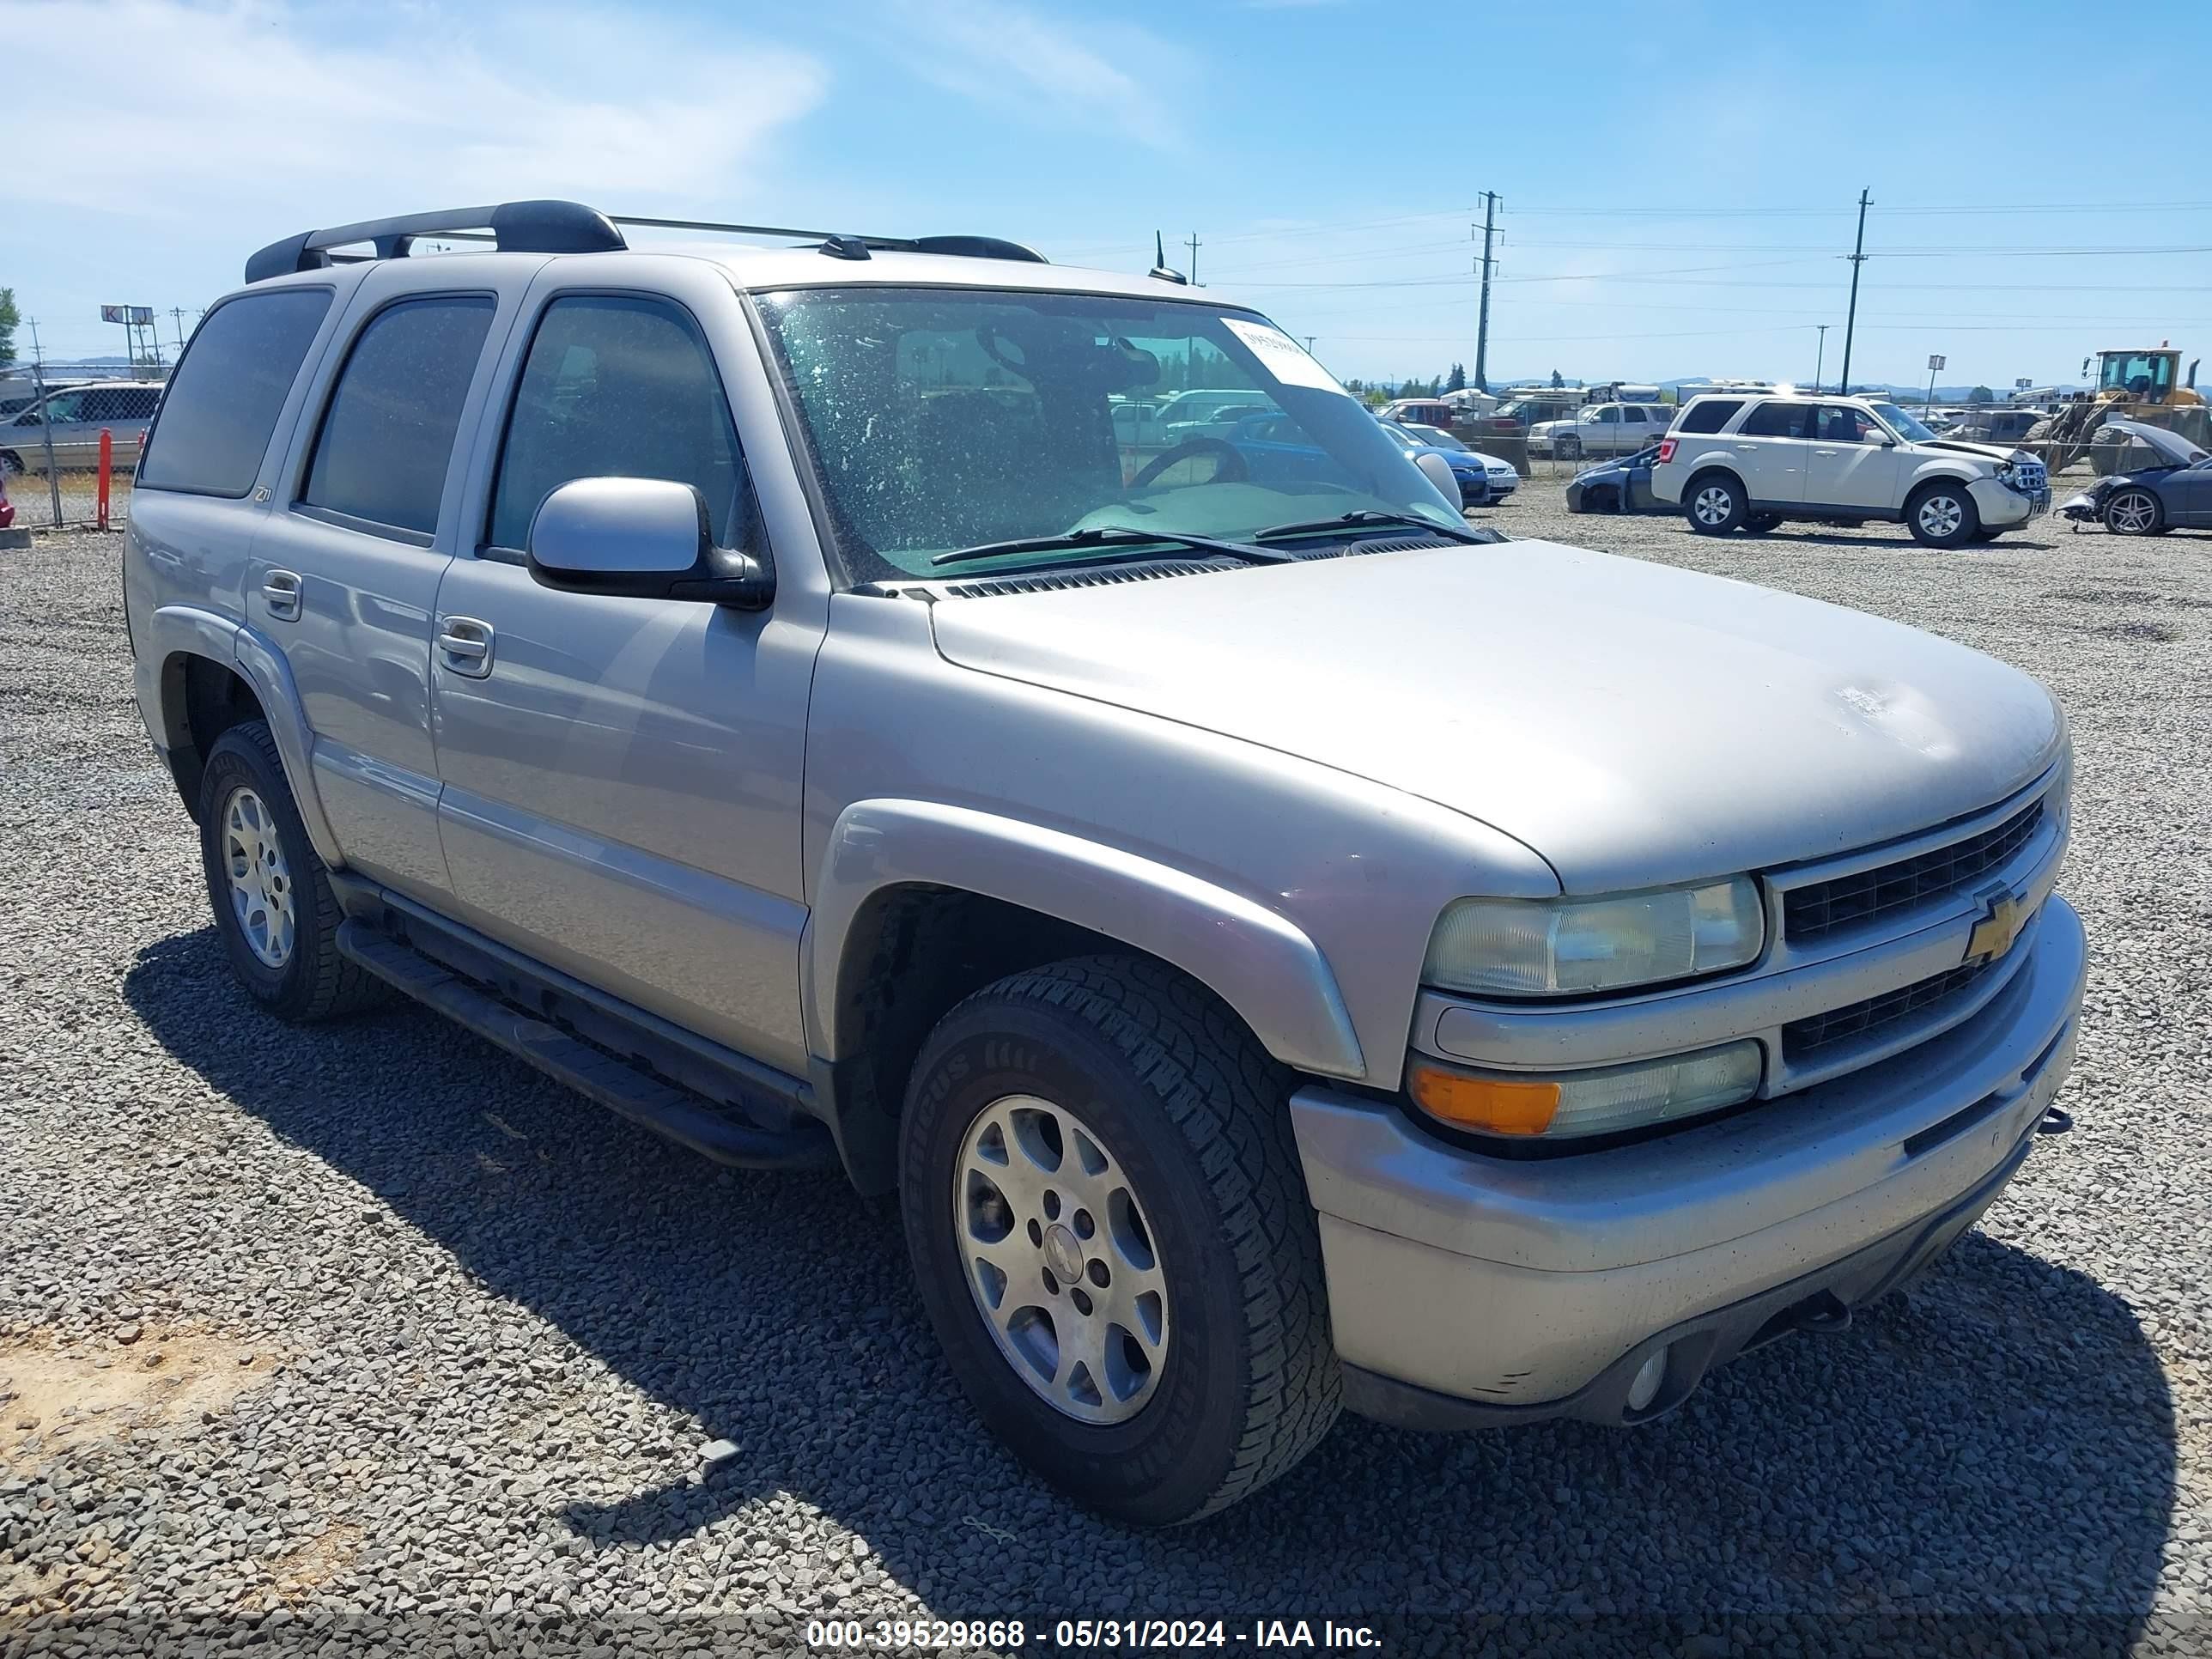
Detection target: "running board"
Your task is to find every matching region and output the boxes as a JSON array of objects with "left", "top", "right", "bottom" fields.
[{"left": 335, "top": 920, "right": 837, "bottom": 1171}]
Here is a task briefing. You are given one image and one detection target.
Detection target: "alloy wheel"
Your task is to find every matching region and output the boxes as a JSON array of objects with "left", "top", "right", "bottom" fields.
[
  {"left": 2107, "top": 490, "right": 2159, "bottom": 534},
  {"left": 221, "top": 786, "right": 295, "bottom": 969},
  {"left": 955, "top": 1094, "right": 1170, "bottom": 1425},
  {"left": 1917, "top": 493, "right": 1965, "bottom": 539},
  {"left": 1692, "top": 485, "right": 1734, "bottom": 526}
]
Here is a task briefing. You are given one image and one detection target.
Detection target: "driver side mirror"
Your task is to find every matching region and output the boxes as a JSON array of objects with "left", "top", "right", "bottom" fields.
[
  {"left": 527, "top": 477, "right": 772, "bottom": 610},
  {"left": 1413, "top": 450, "right": 1464, "bottom": 509}
]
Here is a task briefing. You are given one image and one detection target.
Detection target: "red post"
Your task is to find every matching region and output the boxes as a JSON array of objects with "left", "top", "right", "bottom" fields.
[{"left": 97, "top": 428, "right": 113, "bottom": 531}]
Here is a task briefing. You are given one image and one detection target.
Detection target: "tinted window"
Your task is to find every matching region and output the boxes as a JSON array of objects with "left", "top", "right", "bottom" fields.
[
  {"left": 138, "top": 289, "right": 331, "bottom": 495},
  {"left": 1676, "top": 398, "right": 1743, "bottom": 434},
  {"left": 1741, "top": 402, "right": 1810, "bottom": 439},
  {"left": 489, "top": 295, "right": 750, "bottom": 554},
  {"left": 302, "top": 295, "right": 495, "bottom": 538}
]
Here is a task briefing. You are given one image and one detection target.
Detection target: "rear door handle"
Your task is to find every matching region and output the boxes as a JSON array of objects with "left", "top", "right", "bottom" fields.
[
  {"left": 437, "top": 616, "right": 495, "bottom": 678},
  {"left": 262, "top": 569, "right": 302, "bottom": 622}
]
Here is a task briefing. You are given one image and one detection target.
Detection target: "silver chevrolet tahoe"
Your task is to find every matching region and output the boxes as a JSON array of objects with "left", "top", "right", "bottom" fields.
[{"left": 124, "top": 200, "right": 2086, "bottom": 1527}]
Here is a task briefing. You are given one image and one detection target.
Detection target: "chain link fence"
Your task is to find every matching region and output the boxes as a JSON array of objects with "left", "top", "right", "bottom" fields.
[{"left": 0, "top": 361, "right": 166, "bottom": 529}]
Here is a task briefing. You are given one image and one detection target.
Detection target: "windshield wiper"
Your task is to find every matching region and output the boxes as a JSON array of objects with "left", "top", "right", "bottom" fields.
[
  {"left": 1252, "top": 509, "right": 1488, "bottom": 545},
  {"left": 930, "top": 525, "right": 1296, "bottom": 569}
]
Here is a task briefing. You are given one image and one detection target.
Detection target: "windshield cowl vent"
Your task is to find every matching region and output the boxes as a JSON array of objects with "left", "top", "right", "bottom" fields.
[
  {"left": 889, "top": 532, "right": 1491, "bottom": 600},
  {"left": 941, "top": 559, "right": 1233, "bottom": 599}
]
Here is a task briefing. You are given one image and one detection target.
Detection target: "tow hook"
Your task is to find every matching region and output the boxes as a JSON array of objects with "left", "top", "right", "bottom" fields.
[{"left": 2036, "top": 1104, "right": 2074, "bottom": 1136}]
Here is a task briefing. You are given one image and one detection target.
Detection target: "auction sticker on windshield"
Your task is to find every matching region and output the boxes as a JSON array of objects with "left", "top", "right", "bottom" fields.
[{"left": 1222, "top": 318, "right": 1346, "bottom": 394}]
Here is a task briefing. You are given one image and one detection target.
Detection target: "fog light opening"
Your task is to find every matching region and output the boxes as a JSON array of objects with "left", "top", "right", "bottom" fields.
[{"left": 1626, "top": 1349, "right": 1668, "bottom": 1414}]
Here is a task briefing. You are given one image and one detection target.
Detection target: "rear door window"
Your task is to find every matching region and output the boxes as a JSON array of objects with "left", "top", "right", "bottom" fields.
[
  {"left": 1675, "top": 398, "right": 1743, "bottom": 434},
  {"left": 300, "top": 295, "right": 495, "bottom": 541},
  {"left": 1741, "top": 402, "right": 1812, "bottom": 439},
  {"left": 137, "top": 288, "right": 333, "bottom": 496}
]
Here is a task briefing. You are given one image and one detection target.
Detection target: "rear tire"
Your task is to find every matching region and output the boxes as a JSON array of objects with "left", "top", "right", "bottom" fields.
[
  {"left": 900, "top": 955, "right": 1340, "bottom": 1526},
  {"left": 197, "top": 721, "right": 386, "bottom": 1023},
  {"left": 0, "top": 451, "right": 23, "bottom": 477},
  {"left": 1684, "top": 471, "right": 1747, "bottom": 535},
  {"left": 2103, "top": 487, "right": 2163, "bottom": 537},
  {"left": 1743, "top": 513, "right": 1782, "bottom": 535},
  {"left": 1906, "top": 480, "right": 1980, "bottom": 549}
]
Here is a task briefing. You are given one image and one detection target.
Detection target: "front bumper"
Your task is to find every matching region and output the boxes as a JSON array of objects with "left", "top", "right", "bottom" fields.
[
  {"left": 1971, "top": 477, "right": 2048, "bottom": 527},
  {"left": 1290, "top": 892, "right": 2085, "bottom": 1426}
]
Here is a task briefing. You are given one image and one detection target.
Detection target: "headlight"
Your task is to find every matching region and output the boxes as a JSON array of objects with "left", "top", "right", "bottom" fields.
[
  {"left": 1408, "top": 1040, "right": 1763, "bottom": 1139},
  {"left": 1423, "top": 878, "right": 1764, "bottom": 997}
]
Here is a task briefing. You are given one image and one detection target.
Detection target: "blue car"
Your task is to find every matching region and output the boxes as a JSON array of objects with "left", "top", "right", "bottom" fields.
[{"left": 1378, "top": 419, "right": 1517, "bottom": 506}]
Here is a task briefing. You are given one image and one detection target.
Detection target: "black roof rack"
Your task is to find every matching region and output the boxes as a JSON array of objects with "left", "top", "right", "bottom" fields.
[{"left": 245, "top": 199, "right": 1048, "bottom": 283}]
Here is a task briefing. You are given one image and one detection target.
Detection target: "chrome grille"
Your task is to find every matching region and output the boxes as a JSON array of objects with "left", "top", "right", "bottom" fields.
[
  {"left": 1784, "top": 957, "right": 1995, "bottom": 1056},
  {"left": 1784, "top": 799, "right": 2044, "bottom": 944}
]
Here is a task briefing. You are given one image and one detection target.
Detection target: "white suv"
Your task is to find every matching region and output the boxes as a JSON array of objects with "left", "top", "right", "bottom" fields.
[
  {"left": 1650, "top": 392, "right": 2051, "bottom": 547},
  {"left": 1528, "top": 400, "right": 1670, "bottom": 460}
]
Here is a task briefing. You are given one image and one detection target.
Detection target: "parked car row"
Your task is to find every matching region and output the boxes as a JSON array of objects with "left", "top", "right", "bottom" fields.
[{"left": 1375, "top": 419, "right": 1518, "bottom": 506}]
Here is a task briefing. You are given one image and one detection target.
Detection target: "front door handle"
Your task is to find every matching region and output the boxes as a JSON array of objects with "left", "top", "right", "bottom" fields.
[
  {"left": 262, "top": 568, "right": 302, "bottom": 622},
  {"left": 437, "top": 616, "right": 495, "bottom": 678}
]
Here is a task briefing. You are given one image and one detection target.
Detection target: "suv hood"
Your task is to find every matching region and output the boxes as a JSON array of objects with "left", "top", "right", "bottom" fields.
[
  {"left": 1921, "top": 438, "right": 2023, "bottom": 466},
  {"left": 929, "top": 541, "right": 2063, "bottom": 891}
]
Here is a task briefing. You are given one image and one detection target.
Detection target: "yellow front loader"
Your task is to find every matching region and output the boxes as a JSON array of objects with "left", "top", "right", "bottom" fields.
[{"left": 2028, "top": 346, "right": 2209, "bottom": 474}]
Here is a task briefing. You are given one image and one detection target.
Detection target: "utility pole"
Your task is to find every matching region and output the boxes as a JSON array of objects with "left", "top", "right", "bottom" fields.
[
  {"left": 25, "top": 319, "right": 61, "bottom": 526},
  {"left": 1814, "top": 325, "right": 1829, "bottom": 393},
  {"left": 169, "top": 307, "right": 192, "bottom": 359},
  {"left": 1472, "top": 192, "right": 1499, "bottom": 393},
  {"left": 1837, "top": 188, "right": 1870, "bottom": 396},
  {"left": 1186, "top": 233, "right": 1200, "bottom": 287}
]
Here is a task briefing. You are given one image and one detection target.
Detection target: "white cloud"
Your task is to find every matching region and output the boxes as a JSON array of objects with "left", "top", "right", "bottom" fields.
[
  {"left": 0, "top": 0, "right": 828, "bottom": 224},
  {"left": 876, "top": 0, "right": 1188, "bottom": 148}
]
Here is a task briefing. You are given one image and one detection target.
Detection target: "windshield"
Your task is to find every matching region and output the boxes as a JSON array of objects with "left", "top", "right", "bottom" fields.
[
  {"left": 1403, "top": 423, "right": 1468, "bottom": 450},
  {"left": 755, "top": 288, "right": 1460, "bottom": 582},
  {"left": 1869, "top": 403, "right": 1937, "bottom": 442},
  {"left": 2100, "top": 352, "right": 2174, "bottom": 398}
]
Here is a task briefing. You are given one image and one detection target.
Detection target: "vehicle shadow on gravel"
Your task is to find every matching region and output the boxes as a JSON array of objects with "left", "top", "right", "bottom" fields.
[{"left": 125, "top": 927, "right": 2174, "bottom": 1631}]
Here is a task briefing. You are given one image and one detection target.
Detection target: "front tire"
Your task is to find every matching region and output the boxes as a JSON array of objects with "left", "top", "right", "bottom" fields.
[
  {"left": 197, "top": 721, "right": 386, "bottom": 1022},
  {"left": 1685, "top": 471, "right": 1747, "bottom": 535},
  {"left": 1554, "top": 434, "right": 1581, "bottom": 461},
  {"left": 1906, "top": 480, "right": 1980, "bottom": 548},
  {"left": 2104, "top": 487, "right": 2164, "bottom": 536},
  {"left": 0, "top": 451, "right": 23, "bottom": 477},
  {"left": 900, "top": 956, "right": 1340, "bottom": 1526}
]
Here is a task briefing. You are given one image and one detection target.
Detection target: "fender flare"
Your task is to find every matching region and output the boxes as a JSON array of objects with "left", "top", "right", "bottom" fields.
[
  {"left": 148, "top": 604, "right": 343, "bottom": 869},
  {"left": 805, "top": 799, "right": 1366, "bottom": 1081}
]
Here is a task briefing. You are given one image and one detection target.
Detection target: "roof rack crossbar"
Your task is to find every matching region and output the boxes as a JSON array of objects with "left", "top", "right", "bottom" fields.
[
  {"left": 607, "top": 216, "right": 1047, "bottom": 264},
  {"left": 245, "top": 201, "right": 1044, "bottom": 283},
  {"left": 245, "top": 199, "right": 625, "bottom": 283}
]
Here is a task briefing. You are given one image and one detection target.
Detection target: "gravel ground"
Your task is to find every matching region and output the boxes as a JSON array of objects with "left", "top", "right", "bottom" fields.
[{"left": 3, "top": 498, "right": 2209, "bottom": 1657}]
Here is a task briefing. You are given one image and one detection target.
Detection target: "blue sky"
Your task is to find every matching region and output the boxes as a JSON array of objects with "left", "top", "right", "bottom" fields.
[{"left": 8, "top": 0, "right": 2210, "bottom": 390}]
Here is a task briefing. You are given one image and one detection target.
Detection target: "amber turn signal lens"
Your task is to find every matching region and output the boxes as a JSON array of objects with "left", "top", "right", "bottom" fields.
[{"left": 1407, "top": 1063, "right": 1561, "bottom": 1136}]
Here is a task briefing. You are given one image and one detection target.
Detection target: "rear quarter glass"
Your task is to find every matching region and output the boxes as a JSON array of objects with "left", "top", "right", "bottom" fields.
[{"left": 139, "top": 288, "right": 334, "bottom": 496}]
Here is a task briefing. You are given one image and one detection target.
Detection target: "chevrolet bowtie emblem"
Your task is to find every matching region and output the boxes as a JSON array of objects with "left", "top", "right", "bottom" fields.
[{"left": 1966, "top": 886, "right": 2029, "bottom": 963}]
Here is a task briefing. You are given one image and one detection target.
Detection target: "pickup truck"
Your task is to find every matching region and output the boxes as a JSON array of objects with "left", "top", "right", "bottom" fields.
[{"left": 125, "top": 200, "right": 2084, "bottom": 1526}]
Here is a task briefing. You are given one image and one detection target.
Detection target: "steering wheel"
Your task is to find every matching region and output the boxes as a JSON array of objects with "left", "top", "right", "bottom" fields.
[{"left": 1132, "top": 437, "right": 1249, "bottom": 489}]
